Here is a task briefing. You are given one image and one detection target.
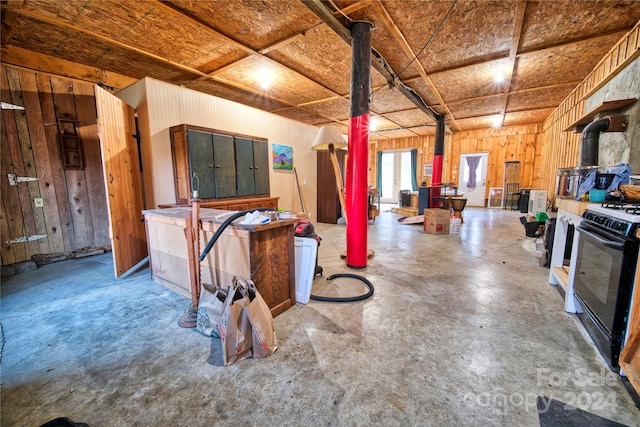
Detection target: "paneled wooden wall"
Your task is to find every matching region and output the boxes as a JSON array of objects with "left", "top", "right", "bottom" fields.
[
  {"left": 369, "top": 124, "right": 543, "bottom": 198},
  {"left": 1, "top": 65, "right": 110, "bottom": 266},
  {"left": 540, "top": 21, "right": 640, "bottom": 204}
]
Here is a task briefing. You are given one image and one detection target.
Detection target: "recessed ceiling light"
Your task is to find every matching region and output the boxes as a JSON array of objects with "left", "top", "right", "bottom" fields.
[{"left": 492, "top": 115, "right": 503, "bottom": 128}]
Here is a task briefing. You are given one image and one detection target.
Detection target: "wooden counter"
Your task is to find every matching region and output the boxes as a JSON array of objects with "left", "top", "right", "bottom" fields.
[
  {"left": 555, "top": 198, "right": 592, "bottom": 216},
  {"left": 143, "top": 208, "right": 296, "bottom": 317}
]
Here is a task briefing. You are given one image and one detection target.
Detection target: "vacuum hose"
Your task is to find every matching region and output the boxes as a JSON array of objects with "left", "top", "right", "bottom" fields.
[
  {"left": 199, "top": 208, "right": 271, "bottom": 261},
  {"left": 310, "top": 273, "right": 374, "bottom": 302}
]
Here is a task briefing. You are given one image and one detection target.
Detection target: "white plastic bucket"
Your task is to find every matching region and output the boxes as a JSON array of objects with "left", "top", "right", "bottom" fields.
[{"left": 294, "top": 236, "right": 318, "bottom": 304}]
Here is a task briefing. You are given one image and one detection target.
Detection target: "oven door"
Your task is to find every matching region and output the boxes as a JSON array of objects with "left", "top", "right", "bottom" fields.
[{"left": 574, "top": 223, "right": 637, "bottom": 336}]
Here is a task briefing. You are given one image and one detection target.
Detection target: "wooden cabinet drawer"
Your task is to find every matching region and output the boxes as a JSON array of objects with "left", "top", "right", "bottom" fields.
[
  {"left": 228, "top": 203, "right": 250, "bottom": 211},
  {"left": 250, "top": 199, "right": 277, "bottom": 210}
]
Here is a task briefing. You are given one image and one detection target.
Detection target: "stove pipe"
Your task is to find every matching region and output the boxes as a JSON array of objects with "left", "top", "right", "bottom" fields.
[{"left": 579, "top": 116, "right": 610, "bottom": 167}]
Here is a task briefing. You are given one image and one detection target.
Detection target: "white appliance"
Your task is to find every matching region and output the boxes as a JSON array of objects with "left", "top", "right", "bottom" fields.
[
  {"left": 294, "top": 236, "right": 318, "bottom": 304},
  {"left": 528, "top": 190, "right": 548, "bottom": 217}
]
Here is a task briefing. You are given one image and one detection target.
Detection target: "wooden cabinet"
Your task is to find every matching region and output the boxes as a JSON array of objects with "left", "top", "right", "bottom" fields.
[
  {"left": 170, "top": 124, "right": 270, "bottom": 204},
  {"left": 316, "top": 150, "right": 346, "bottom": 223},
  {"left": 143, "top": 207, "right": 296, "bottom": 317}
]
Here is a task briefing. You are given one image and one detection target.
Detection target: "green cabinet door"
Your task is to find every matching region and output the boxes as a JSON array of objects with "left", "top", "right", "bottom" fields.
[
  {"left": 253, "top": 140, "right": 270, "bottom": 195},
  {"left": 235, "top": 138, "right": 271, "bottom": 196},
  {"left": 212, "top": 133, "right": 236, "bottom": 197},
  {"left": 235, "top": 137, "right": 255, "bottom": 196},
  {"left": 187, "top": 130, "right": 216, "bottom": 199}
]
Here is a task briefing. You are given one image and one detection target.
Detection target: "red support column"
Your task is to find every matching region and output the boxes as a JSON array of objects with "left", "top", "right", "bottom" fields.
[
  {"left": 430, "top": 115, "right": 446, "bottom": 204},
  {"left": 346, "top": 21, "right": 373, "bottom": 269}
]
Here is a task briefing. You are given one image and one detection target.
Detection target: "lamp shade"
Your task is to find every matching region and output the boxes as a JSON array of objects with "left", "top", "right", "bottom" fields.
[{"left": 311, "top": 125, "right": 347, "bottom": 151}]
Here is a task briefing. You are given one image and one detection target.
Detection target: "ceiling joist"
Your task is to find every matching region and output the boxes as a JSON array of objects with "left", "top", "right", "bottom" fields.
[{"left": 499, "top": 0, "right": 528, "bottom": 124}]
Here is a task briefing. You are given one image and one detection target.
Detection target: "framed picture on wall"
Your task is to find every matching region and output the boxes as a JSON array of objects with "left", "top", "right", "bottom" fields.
[
  {"left": 272, "top": 143, "right": 293, "bottom": 170},
  {"left": 488, "top": 187, "right": 504, "bottom": 208}
]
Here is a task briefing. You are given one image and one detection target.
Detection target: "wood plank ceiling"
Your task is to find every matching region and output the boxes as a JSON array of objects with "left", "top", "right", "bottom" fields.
[{"left": 2, "top": 0, "right": 639, "bottom": 140}]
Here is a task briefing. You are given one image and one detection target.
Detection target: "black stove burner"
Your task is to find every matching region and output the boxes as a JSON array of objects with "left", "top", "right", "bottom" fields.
[
  {"left": 600, "top": 201, "right": 640, "bottom": 214},
  {"left": 625, "top": 205, "right": 640, "bottom": 215},
  {"left": 601, "top": 201, "right": 625, "bottom": 209}
]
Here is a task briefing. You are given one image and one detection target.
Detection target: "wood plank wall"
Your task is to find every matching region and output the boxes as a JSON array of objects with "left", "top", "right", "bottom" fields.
[
  {"left": 1, "top": 65, "right": 110, "bottom": 266},
  {"left": 369, "top": 124, "right": 543, "bottom": 198},
  {"left": 540, "top": 21, "right": 640, "bottom": 204}
]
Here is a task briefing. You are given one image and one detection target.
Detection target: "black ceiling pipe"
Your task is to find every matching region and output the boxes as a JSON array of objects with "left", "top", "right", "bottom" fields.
[{"left": 579, "top": 116, "right": 610, "bottom": 167}]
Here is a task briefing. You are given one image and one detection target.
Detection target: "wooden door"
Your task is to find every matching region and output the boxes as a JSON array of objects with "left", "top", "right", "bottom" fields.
[
  {"left": 187, "top": 130, "right": 216, "bottom": 199},
  {"left": 316, "top": 150, "right": 344, "bottom": 223},
  {"left": 235, "top": 137, "right": 255, "bottom": 196},
  {"left": 212, "top": 133, "right": 236, "bottom": 197},
  {"left": 253, "top": 139, "right": 270, "bottom": 195},
  {"left": 94, "top": 85, "right": 147, "bottom": 277}
]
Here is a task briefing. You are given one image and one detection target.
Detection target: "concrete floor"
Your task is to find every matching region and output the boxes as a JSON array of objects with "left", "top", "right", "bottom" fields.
[{"left": 1, "top": 207, "right": 639, "bottom": 426}]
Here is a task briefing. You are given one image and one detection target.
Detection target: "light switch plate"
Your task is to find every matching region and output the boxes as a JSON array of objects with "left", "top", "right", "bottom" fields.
[{"left": 34, "top": 198, "right": 44, "bottom": 208}]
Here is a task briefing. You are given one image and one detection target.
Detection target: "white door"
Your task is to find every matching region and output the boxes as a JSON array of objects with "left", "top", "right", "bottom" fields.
[
  {"left": 380, "top": 151, "right": 413, "bottom": 204},
  {"left": 458, "top": 153, "right": 489, "bottom": 207}
]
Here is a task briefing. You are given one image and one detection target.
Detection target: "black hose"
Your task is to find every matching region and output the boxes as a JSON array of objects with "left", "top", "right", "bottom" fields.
[
  {"left": 199, "top": 208, "right": 271, "bottom": 262},
  {"left": 310, "top": 273, "right": 374, "bottom": 302}
]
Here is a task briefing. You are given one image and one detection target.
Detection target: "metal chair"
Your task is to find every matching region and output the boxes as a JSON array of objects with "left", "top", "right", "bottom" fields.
[{"left": 505, "top": 183, "right": 521, "bottom": 210}]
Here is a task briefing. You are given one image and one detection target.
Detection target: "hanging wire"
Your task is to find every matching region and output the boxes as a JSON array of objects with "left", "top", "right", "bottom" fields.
[
  {"left": 328, "top": 0, "right": 353, "bottom": 22},
  {"left": 397, "top": 0, "right": 458, "bottom": 76},
  {"left": 370, "top": 0, "right": 458, "bottom": 100}
]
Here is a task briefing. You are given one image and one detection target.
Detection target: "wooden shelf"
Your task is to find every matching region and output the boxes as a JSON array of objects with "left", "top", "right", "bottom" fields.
[
  {"left": 564, "top": 98, "right": 637, "bottom": 132},
  {"left": 553, "top": 266, "right": 570, "bottom": 288}
]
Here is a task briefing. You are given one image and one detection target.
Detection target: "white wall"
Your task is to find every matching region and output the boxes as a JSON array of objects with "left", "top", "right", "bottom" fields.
[{"left": 116, "top": 77, "right": 319, "bottom": 219}]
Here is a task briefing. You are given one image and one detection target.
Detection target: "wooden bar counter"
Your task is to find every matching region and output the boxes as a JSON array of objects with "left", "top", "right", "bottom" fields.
[{"left": 143, "top": 207, "right": 297, "bottom": 317}]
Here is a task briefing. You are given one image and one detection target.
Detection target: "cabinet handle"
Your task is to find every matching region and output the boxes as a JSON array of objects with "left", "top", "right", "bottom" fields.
[
  {"left": 250, "top": 167, "right": 254, "bottom": 169},
  {"left": 216, "top": 165, "right": 220, "bottom": 168},
  {"left": 254, "top": 166, "right": 258, "bottom": 169},
  {"left": 208, "top": 164, "right": 213, "bottom": 168}
]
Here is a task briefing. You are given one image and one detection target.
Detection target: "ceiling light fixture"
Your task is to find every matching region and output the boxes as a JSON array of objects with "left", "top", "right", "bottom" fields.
[
  {"left": 255, "top": 67, "right": 274, "bottom": 90},
  {"left": 370, "top": 116, "right": 378, "bottom": 132},
  {"left": 492, "top": 115, "right": 504, "bottom": 128},
  {"left": 493, "top": 72, "right": 505, "bottom": 84}
]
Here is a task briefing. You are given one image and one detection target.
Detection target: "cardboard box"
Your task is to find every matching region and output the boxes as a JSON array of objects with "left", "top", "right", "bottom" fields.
[
  {"left": 423, "top": 208, "right": 450, "bottom": 234},
  {"left": 450, "top": 217, "right": 461, "bottom": 233}
]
